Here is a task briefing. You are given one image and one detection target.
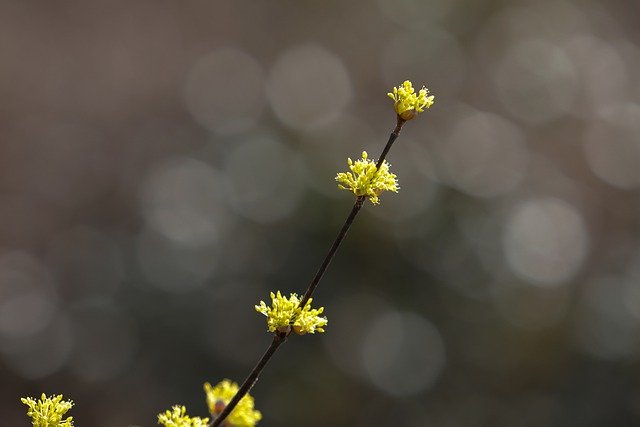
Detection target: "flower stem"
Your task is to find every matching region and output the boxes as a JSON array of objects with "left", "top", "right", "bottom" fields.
[
  {"left": 376, "top": 116, "right": 405, "bottom": 170},
  {"left": 299, "top": 116, "right": 405, "bottom": 309},
  {"left": 298, "top": 195, "right": 365, "bottom": 309},
  {"left": 210, "top": 334, "right": 286, "bottom": 427},
  {"left": 210, "top": 117, "right": 406, "bottom": 427}
]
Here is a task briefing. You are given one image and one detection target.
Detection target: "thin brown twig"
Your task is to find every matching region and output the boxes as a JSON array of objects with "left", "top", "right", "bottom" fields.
[
  {"left": 210, "top": 334, "right": 286, "bottom": 427},
  {"left": 298, "top": 195, "right": 364, "bottom": 309},
  {"left": 210, "top": 115, "right": 407, "bottom": 426},
  {"left": 375, "top": 116, "right": 405, "bottom": 170}
]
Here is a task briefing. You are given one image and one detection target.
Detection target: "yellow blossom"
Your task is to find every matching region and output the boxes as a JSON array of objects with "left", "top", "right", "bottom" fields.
[
  {"left": 204, "top": 380, "right": 262, "bottom": 427},
  {"left": 157, "top": 405, "right": 209, "bottom": 427},
  {"left": 21, "top": 394, "right": 74, "bottom": 427},
  {"left": 335, "top": 151, "right": 399, "bottom": 205},
  {"left": 255, "top": 291, "right": 328, "bottom": 335},
  {"left": 387, "top": 80, "right": 434, "bottom": 120}
]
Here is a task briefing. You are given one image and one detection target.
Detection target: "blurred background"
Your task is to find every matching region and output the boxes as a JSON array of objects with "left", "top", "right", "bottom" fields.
[{"left": 1, "top": 0, "right": 640, "bottom": 425}]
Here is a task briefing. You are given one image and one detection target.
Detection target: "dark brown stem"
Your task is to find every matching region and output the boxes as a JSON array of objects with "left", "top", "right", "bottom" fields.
[
  {"left": 298, "top": 196, "right": 365, "bottom": 309},
  {"left": 300, "top": 116, "right": 405, "bottom": 309},
  {"left": 210, "top": 115, "right": 407, "bottom": 427},
  {"left": 375, "top": 115, "right": 405, "bottom": 169},
  {"left": 210, "top": 333, "right": 286, "bottom": 427}
]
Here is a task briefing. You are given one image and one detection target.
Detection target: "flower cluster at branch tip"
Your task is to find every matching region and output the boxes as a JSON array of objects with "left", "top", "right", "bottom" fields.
[
  {"left": 335, "top": 151, "right": 399, "bottom": 205},
  {"left": 204, "top": 380, "right": 262, "bottom": 427},
  {"left": 388, "top": 80, "right": 434, "bottom": 120},
  {"left": 21, "top": 394, "right": 74, "bottom": 427},
  {"left": 157, "top": 406, "right": 209, "bottom": 427},
  {"left": 255, "top": 291, "right": 328, "bottom": 335}
]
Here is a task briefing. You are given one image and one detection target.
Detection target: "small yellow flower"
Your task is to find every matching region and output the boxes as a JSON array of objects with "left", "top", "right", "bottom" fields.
[
  {"left": 335, "top": 151, "right": 399, "bottom": 205},
  {"left": 387, "top": 80, "right": 434, "bottom": 120},
  {"left": 204, "top": 380, "right": 262, "bottom": 427},
  {"left": 157, "top": 405, "right": 209, "bottom": 427},
  {"left": 21, "top": 394, "right": 74, "bottom": 427},
  {"left": 255, "top": 291, "right": 328, "bottom": 335}
]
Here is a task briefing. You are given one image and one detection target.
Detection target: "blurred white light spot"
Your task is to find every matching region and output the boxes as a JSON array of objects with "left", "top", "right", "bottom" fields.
[
  {"left": 136, "top": 227, "right": 218, "bottom": 293},
  {"left": 504, "top": 198, "right": 588, "bottom": 286},
  {"left": 225, "top": 137, "right": 304, "bottom": 223},
  {"left": 502, "top": 1, "right": 588, "bottom": 42},
  {"left": 46, "top": 227, "right": 124, "bottom": 299},
  {"left": 584, "top": 103, "right": 640, "bottom": 189},
  {"left": 219, "top": 227, "right": 290, "bottom": 277},
  {"left": 361, "top": 310, "right": 445, "bottom": 396},
  {"left": 0, "top": 251, "right": 57, "bottom": 341},
  {"left": 323, "top": 292, "right": 390, "bottom": 379},
  {"left": 1, "top": 314, "right": 72, "bottom": 379},
  {"left": 376, "top": 0, "right": 453, "bottom": 29},
  {"left": 140, "top": 157, "right": 230, "bottom": 248},
  {"left": 0, "top": 292, "right": 56, "bottom": 338},
  {"left": 575, "top": 277, "right": 640, "bottom": 360},
  {"left": 623, "top": 275, "right": 640, "bottom": 322},
  {"left": 492, "top": 282, "right": 570, "bottom": 330},
  {"left": 441, "top": 111, "right": 528, "bottom": 197},
  {"left": 203, "top": 291, "right": 270, "bottom": 365},
  {"left": 369, "top": 140, "right": 439, "bottom": 222},
  {"left": 564, "top": 36, "right": 629, "bottom": 119},
  {"left": 381, "top": 29, "right": 466, "bottom": 99},
  {"left": 9, "top": 120, "right": 114, "bottom": 207},
  {"left": 495, "top": 39, "right": 577, "bottom": 125},
  {"left": 267, "top": 45, "right": 352, "bottom": 130},
  {"left": 68, "top": 301, "right": 137, "bottom": 382},
  {"left": 184, "top": 48, "right": 265, "bottom": 134}
]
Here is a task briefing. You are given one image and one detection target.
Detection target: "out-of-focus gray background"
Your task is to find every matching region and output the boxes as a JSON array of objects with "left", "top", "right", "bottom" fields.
[{"left": 2, "top": 0, "right": 640, "bottom": 425}]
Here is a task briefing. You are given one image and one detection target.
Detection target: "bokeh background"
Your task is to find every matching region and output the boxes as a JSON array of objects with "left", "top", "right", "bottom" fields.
[{"left": 2, "top": 0, "right": 640, "bottom": 425}]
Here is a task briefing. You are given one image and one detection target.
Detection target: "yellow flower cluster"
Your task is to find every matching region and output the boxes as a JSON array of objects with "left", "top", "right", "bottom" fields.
[
  {"left": 255, "top": 291, "right": 328, "bottom": 335},
  {"left": 21, "top": 394, "right": 74, "bottom": 427},
  {"left": 157, "top": 406, "right": 209, "bottom": 427},
  {"left": 335, "top": 151, "right": 399, "bottom": 205},
  {"left": 204, "top": 380, "right": 262, "bottom": 427},
  {"left": 388, "top": 80, "right": 434, "bottom": 120}
]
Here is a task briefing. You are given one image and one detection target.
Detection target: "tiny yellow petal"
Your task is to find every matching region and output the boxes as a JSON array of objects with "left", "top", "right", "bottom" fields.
[
  {"left": 203, "top": 380, "right": 262, "bottom": 426},
  {"left": 388, "top": 80, "right": 435, "bottom": 120},
  {"left": 21, "top": 394, "right": 75, "bottom": 427},
  {"left": 335, "top": 152, "right": 399, "bottom": 205},
  {"left": 255, "top": 291, "right": 328, "bottom": 335},
  {"left": 157, "top": 405, "right": 209, "bottom": 427}
]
